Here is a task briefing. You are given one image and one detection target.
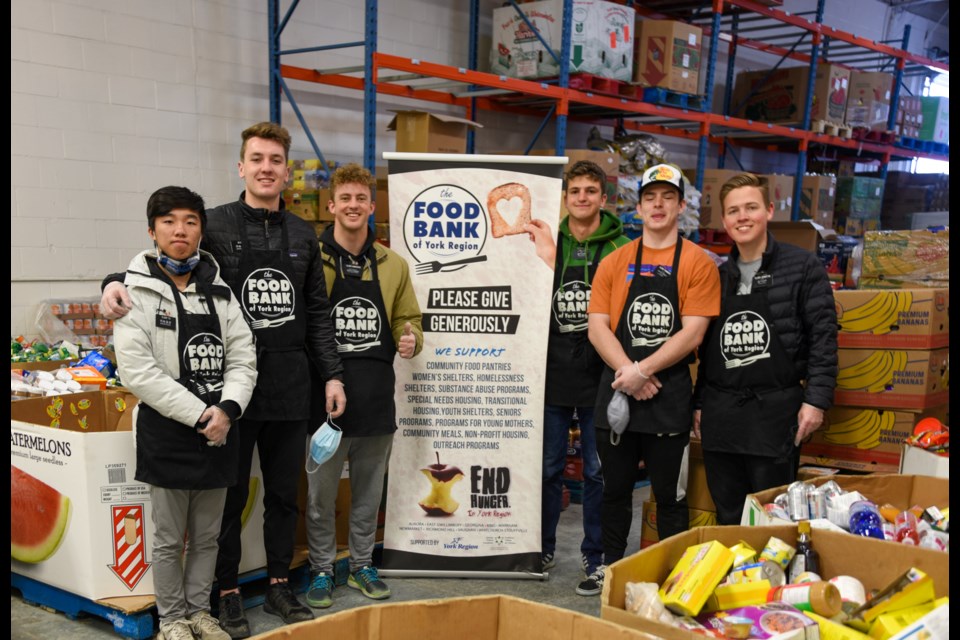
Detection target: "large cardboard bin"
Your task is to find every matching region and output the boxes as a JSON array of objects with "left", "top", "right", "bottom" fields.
[
  {"left": 251, "top": 594, "right": 649, "bottom": 639},
  {"left": 11, "top": 391, "right": 268, "bottom": 601},
  {"left": 601, "top": 526, "right": 949, "bottom": 640},
  {"left": 740, "top": 473, "right": 949, "bottom": 528}
]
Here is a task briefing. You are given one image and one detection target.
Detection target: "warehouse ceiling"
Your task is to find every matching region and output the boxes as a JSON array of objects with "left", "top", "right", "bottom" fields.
[{"left": 881, "top": 0, "right": 949, "bottom": 24}]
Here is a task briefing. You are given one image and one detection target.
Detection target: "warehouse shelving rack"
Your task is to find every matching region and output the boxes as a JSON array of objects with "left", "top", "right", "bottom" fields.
[{"left": 267, "top": 0, "right": 948, "bottom": 220}]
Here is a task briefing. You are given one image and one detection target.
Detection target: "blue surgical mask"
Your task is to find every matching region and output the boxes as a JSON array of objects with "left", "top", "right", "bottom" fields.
[
  {"left": 156, "top": 245, "right": 201, "bottom": 275},
  {"left": 306, "top": 416, "right": 342, "bottom": 473}
]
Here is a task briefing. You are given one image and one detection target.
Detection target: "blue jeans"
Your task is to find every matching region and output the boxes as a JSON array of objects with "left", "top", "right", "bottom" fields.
[{"left": 541, "top": 405, "right": 603, "bottom": 571}]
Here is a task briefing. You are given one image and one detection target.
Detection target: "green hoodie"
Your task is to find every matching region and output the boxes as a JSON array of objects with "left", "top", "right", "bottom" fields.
[{"left": 555, "top": 209, "right": 631, "bottom": 278}]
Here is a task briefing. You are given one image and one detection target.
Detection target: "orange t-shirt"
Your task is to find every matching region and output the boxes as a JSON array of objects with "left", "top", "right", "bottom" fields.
[{"left": 589, "top": 237, "right": 721, "bottom": 330}]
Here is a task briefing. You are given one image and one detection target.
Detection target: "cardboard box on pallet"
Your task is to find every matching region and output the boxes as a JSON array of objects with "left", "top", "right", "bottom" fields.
[
  {"left": 763, "top": 174, "right": 795, "bottom": 221},
  {"left": 845, "top": 71, "right": 894, "bottom": 131},
  {"left": 692, "top": 168, "right": 740, "bottom": 229},
  {"left": 489, "top": 0, "right": 635, "bottom": 82},
  {"left": 918, "top": 97, "right": 948, "bottom": 144},
  {"left": 633, "top": 19, "right": 702, "bottom": 94},
  {"left": 386, "top": 110, "right": 482, "bottom": 154},
  {"left": 859, "top": 229, "right": 949, "bottom": 290},
  {"left": 834, "top": 288, "right": 948, "bottom": 349},
  {"left": 800, "top": 174, "right": 836, "bottom": 229},
  {"left": 601, "top": 525, "right": 950, "bottom": 639},
  {"left": 740, "top": 473, "right": 949, "bottom": 528},
  {"left": 11, "top": 391, "right": 268, "bottom": 601},
  {"left": 731, "top": 64, "right": 849, "bottom": 124},
  {"left": 834, "top": 347, "right": 949, "bottom": 410},
  {"left": 798, "top": 406, "right": 948, "bottom": 475},
  {"left": 254, "top": 594, "right": 652, "bottom": 640}
]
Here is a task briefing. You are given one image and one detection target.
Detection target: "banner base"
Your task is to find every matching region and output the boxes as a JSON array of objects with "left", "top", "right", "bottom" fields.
[{"left": 378, "top": 569, "right": 548, "bottom": 581}]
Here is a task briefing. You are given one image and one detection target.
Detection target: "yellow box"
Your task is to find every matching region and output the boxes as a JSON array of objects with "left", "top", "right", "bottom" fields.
[
  {"left": 658, "top": 540, "right": 734, "bottom": 617},
  {"left": 834, "top": 288, "right": 948, "bottom": 350},
  {"left": 806, "top": 612, "right": 871, "bottom": 640},
  {"left": 702, "top": 579, "right": 772, "bottom": 613},
  {"left": 867, "top": 597, "right": 946, "bottom": 640},
  {"left": 847, "top": 568, "right": 935, "bottom": 631}
]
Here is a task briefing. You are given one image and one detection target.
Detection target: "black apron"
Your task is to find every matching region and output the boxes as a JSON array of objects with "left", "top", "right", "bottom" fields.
[
  {"left": 699, "top": 269, "right": 803, "bottom": 458},
  {"left": 234, "top": 215, "right": 310, "bottom": 420},
  {"left": 327, "top": 248, "right": 398, "bottom": 436},
  {"left": 545, "top": 234, "right": 605, "bottom": 406},
  {"left": 595, "top": 237, "right": 693, "bottom": 435},
  {"left": 135, "top": 278, "right": 237, "bottom": 489}
]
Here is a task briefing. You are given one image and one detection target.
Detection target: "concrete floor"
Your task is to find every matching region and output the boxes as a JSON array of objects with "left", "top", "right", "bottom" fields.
[{"left": 11, "top": 485, "right": 650, "bottom": 639}]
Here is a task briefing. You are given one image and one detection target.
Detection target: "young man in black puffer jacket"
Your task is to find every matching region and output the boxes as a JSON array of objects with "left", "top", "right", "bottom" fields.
[{"left": 693, "top": 173, "right": 837, "bottom": 525}]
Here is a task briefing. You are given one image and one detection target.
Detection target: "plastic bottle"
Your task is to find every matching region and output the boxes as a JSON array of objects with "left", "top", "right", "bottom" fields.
[
  {"left": 768, "top": 581, "right": 842, "bottom": 617},
  {"left": 894, "top": 511, "right": 920, "bottom": 545},
  {"left": 848, "top": 500, "right": 885, "bottom": 539},
  {"left": 788, "top": 521, "right": 821, "bottom": 583}
]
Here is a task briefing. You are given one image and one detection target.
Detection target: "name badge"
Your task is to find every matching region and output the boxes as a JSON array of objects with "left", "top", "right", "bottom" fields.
[
  {"left": 233, "top": 240, "right": 243, "bottom": 252},
  {"left": 654, "top": 265, "right": 672, "bottom": 278},
  {"left": 343, "top": 262, "right": 364, "bottom": 278},
  {"left": 156, "top": 313, "right": 176, "bottom": 330},
  {"left": 753, "top": 271, "right": 773, "bottom": 289},
  {"left": 573, "top": 245, "right": 588, "bottom": 261}
]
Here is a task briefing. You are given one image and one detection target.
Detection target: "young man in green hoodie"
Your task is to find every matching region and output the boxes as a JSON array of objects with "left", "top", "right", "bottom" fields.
[{"left": 525, "top": 160, "right": 630, "bottom": 595}]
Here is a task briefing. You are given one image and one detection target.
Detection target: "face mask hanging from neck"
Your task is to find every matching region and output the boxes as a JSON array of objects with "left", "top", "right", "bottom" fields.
[{"left": 156, "top": 244, "right": 201, "bottom": 275}]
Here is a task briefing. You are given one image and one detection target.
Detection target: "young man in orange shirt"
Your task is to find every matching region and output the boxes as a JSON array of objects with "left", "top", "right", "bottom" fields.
[{"left": 585, "top": 164, "right": 720, "bottom": 594}]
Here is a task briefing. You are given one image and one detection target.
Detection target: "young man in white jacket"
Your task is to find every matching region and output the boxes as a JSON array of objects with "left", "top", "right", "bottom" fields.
[{"left": 114, "top": 186, "right": 257, "bottom": 640}]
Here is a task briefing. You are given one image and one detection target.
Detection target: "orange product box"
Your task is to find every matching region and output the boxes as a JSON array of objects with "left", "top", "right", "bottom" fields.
[{"left": 64, "top": 365, "right": 108, "bottom": 390}]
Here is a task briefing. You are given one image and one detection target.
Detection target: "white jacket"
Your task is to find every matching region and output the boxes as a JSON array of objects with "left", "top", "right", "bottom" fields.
[{"left": 114, "top": 249, "right": 257, "bottom": 428}]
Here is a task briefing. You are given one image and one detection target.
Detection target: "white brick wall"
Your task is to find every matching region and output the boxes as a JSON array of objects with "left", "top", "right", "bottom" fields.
[{"left": 10, "top": 0, "right": 948, "bottom": 340}]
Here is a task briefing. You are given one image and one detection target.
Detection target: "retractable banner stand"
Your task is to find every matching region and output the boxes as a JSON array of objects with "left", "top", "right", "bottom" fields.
[{"left": 381, "top": 152, "right": 566, "bottom": 579}]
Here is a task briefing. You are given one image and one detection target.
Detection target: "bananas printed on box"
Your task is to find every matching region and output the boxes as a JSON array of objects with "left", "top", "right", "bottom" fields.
[
  {"left": 837, "top": 291, "right": 913, "bottom": 335},
  {"left": 836, "top": 350, "right": 908, "bottom": 393},
  {"left": 822, "top": 410, "right": 895, "bottom": 450}
]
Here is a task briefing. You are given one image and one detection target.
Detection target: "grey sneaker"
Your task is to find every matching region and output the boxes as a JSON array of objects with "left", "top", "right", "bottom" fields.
[
  {"left": 263, "top": 582, "right": 314, "bottom": 623},
  {"left": 158, "top": 619, "right": 196, "bottom": 640},
  {"left": 216, "top": 593, "right": 250, "bottom": 639},
  {"left": 305, "top": 571, "right": 334, "bottom": 609},
  {"left": 188, "top": 611, "right": 230, "bottom": 640},
  {"left": 541, "top": 552, "right": 556, "bottom": 571},
  {"left": 576, "top": 565, "right": 606, "bottom": 596},
  {"left": 348, "top": 565, "right": 391, "bottom": 600}
]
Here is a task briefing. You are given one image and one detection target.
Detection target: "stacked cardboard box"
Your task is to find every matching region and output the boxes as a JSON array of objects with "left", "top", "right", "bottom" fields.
[
  {"left": 386, "top": 110, "right": 482, "bottom": 154},
  {"left": 834, "top": 176, "right": 884, "bottom": 236},
  {"left": 845, "top": 71, "right": 894, "bottom": 131},
  {"left": 799, "top": 173, "right": 836, "bottom": 229},
  {"left": 859, "top": 229, "right": 949, "bottom": 289},
  {"left": 632, "top": 19, "right": 702, "bottom": 94},
  {"left": 896, "top": 95, "right": 923, "bottom": 138},
  {"left": 881, "top": 172, "right": 949, "bottom": 230},
  {"left": 730, "top": 64, "right": 849, "bottom": 125},
  {"left": 918, "top": 96, "right": 948, "bottom": 144},
  {"left": 489, "top": 0, "right": 635, "bottom": 81},
  {"left": 800, "top": 288, "right": 949, "bottom": 472},
  {"left": 283, "top": 159, "right": 332, "bottom": 222}
]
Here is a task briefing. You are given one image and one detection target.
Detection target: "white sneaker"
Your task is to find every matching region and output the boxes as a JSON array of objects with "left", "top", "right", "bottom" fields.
[
  {"left": 158, "top": 619, "right": 196, "bottom": 640},
  {"left": 189, "top": 611, "right": 230, "bottom": 640},
  {"left": 576, "top": 565, "right": 606, "bottom": 596}
]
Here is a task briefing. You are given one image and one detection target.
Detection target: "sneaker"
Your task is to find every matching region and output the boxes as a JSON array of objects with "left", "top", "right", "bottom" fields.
[
  {"left": 216, "top": 593, "right": 250, "bottom": 639},
  {"left": 158, "top": 619, "right": 196, "bottom": 640},
  {"left": 263, "top": 582, "right": 314, "bottom": 624},
  {"left": 188, "top": 611, "right": 230, "bottom": 640},
  {"left": 541, "top": 553, "right": 556, "bottom": 571},
  {"left": 576, "top": 565, "right": 606, "bottom": 596},
  {"left": 347, "top": 565, "right": 391, "bottom": 600},
  {"left": 580, "top": 554, "right": 590, "bottom": 574},
  {"left": 305, "top": 571, "right": 334, "bottom": 609}
]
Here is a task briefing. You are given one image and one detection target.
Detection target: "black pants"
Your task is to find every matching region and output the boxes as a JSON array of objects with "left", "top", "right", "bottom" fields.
[
  {"left": 596, "top": 429, "right": 690, "bottom": 564},
  {"left": 702, "top": 449, "right": 796, "bottom": 525},
  {"left": 216, "top": 419, "right": 307, "bottom": 589}
]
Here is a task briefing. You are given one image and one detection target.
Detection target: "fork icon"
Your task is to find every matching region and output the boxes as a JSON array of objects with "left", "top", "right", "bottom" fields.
[
  {"left": 415, "top": 255, "right": 488, "bottom": 275},
  {"left": 336, "top": 341, "right": 381, "bottom": 353},
  {"left": 250, "top": 315, "right": 295, "bottom": 330}
]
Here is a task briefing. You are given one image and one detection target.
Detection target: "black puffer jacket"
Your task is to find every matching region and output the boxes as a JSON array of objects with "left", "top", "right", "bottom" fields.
[
  {"left": 202, "top": 193, "right": 344, "bottom": 387},
  {"left": 695, "top": 232, "right": 837, "bottom": 411}
]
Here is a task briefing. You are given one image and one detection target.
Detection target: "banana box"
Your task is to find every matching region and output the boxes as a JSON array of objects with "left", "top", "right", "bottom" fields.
[
  {"left": 835, "top": 289, "right": 948, "bottom": 349},
  {"left": 859, "top": 229, "right": 949, "bottom": 290},
  {"left": 834, "top": 348, "right": 949, "bottom": 410},
  {"left": 640, "top": 500, "right": 718, "bottom": 548},
  {"left": 798, "top": 405, "right": 948, "bottom": 474}
]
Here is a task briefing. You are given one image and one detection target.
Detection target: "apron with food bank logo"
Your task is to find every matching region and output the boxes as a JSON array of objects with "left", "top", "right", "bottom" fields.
[
  {"left": 326, "top": 247, "right": 398, "bottom": 436},
  {"left": 700, "top": 269, "right": 802, "bottom": 458},
  {"left": 546, "top": 235, "right": 605, "bottom": 406},
  {"left": 236, "top": 216, "right": 309, "bottom": 420},
  {"left": 136, "top": 278, "right": 237, "bottom": 489},
  {"left": 595, "top": 237, "right": 692, "bottom": 435}
]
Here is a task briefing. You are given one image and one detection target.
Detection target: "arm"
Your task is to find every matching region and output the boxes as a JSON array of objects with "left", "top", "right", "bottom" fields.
[
  {"left": 302, "top": 237, "right": 347, "bottom": 417},
  {"left": 389, "top": 259, "right": 423, "bottom": 359},
  {"left": 587, "top": 312, "right": 663, "bottom": 401},
  {"left": 523, "top": 219, "right": 556, "bottom": 269},
  {"left": 100, "top": 273, "right": 132, "bottom": 319},
  {"left": 796, "top": 255, "right": 838, "bottom": 443}
]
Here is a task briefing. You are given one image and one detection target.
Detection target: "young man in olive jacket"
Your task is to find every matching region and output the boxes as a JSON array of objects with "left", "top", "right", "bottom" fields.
[
  {"left": 693, "top": 173, "right": 838, "bottom": 525},
  {"left": 101, "top": 122, "right": 346, "bottom": 638}
]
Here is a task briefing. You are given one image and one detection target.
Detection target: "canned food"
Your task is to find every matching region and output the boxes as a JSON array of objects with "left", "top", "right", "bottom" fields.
[
  {"left": 763, "top": 502, "right": 791, "bottom": 521},
  {"left": 808, "top": 488, "right": 828, "bottom": 519},
  {"left": 787, "top": 482, "right": 811, "bottom": 521},
  {"left": 773, "top": 492, "right": 790, "bottom": 510},
  {"left": 819, "top": 480, "right": 843, "bottom": 501},
  {"left": 759, "top": 536, "right": 796, "bottom": 570},
  {"left": 794, "top": 571, "right": 822, "bottom": 583}
]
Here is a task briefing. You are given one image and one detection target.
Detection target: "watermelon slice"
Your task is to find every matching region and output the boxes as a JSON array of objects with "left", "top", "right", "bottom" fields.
[{"left": 11, "top": 466, "right": 71, "bottom": 563}]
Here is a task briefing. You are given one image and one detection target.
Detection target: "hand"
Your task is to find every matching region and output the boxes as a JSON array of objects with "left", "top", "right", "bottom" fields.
[
  {"left": 795, "top": 402, "right": 824, "bottom": 446},
  {"left": 523, "top": 219, "right": 555, "bottom": 269},
  {"left": 397, "top": 322, "right": 416, "bottom": 359},
  {"left": 326, "top": 380, "right": 346, "bottom": 418},
  {"left": 101, "top": 281, "right": 132, "bottom": 319},
  {"left": 692, "top": 409, "right": 701, "bottom": 439},
  {"left": 612, "top": 362, "right": 661, "bottom": 400},
  {"left": 198, "top": 405, "right": 231, "bottom": 446}
]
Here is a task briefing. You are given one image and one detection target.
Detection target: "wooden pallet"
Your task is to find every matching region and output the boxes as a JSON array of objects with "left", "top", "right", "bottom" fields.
[
  {"left": 810, "top": 119, "right": 852, "bottom": 139},
  {"left": 12, "top": 573, "right": 156, "bottom": 640},
  {"left": 897, "top": 136, "right": 948, "bottom": 156}
]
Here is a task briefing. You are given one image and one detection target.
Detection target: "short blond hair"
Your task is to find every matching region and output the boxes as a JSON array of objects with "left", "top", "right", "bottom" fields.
[
  {"left": 330, "top": 163, "right": 375, "bottom": 199},
  {"left": 720, "top": 173, "right": 771, "bottom": 211},
  {"left": 240, "top": 122, "right": 291, "bottom": 161}
]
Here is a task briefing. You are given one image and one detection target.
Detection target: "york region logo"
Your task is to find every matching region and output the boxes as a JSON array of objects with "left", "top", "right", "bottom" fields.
[
  {"left": 552, "top": 280, "right": 590, "bottom": 333},
  {"left": 332, "top": 296, "right": 381, "bottom": 354},
  {"left": 182, "top": 333, "right": 225, "bottom": 380},
  {"left": 721, "top": 311, "right": 771, "bottom": 369},
  {"left": 627, "top": 293, "right": 674, "bottom": 348},
  {"left": 241, "top": 268, "right": 296, "bottom": 327},
  {"left": 404, "top": 184, "right": 487, "bottom": 269}
]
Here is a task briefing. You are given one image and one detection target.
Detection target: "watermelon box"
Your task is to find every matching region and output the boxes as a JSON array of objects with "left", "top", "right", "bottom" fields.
[{"left": 10, "top": 390, "right": 268, "bottom": 602}]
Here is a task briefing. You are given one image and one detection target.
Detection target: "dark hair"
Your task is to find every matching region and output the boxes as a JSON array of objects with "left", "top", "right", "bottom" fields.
[
  {"left": 330, "top": 163, "right": 375, "bottom": 199},
  {"left": 146, "top": 186, "right": 207, "bottom": 230},
  {"left": 240, "top": 121, "right": 292, "bottom": 161},
  {"left": 564, "top": 160, "right": 607, "bottom": 190},
  {"left": 719, "top": 173, "right": 771, "bottom": 210}
]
